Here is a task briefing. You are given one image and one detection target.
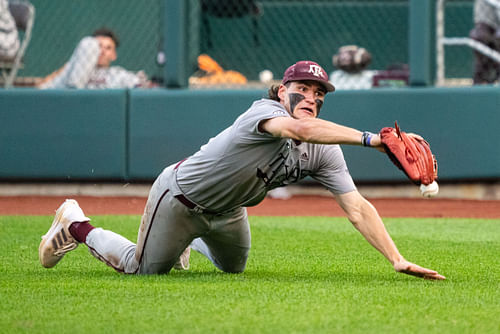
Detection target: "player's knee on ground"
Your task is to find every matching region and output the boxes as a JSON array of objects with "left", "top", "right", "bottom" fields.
[
  {"left": 213, "top": 249, "right": 249, "bottom": 274},
  {"left": 219, "top": 261, "right": 246, "bottom": 274}
]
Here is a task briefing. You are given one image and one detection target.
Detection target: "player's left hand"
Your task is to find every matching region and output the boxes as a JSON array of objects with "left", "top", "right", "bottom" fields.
[{"left": 394, "top": 259, "right": 446, "bottom": 280}]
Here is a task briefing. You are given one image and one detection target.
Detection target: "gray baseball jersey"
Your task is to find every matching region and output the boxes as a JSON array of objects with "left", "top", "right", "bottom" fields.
[{"left": 176, "top": 98, "right": 356, "bottom": 213}]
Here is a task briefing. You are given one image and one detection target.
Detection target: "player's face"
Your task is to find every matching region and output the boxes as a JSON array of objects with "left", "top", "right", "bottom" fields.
[
  {"left": 96, "top": 36, "right": 117, "bottom": 68},
  {"left": 279, "top": 81, "right": 326, "bottom": 119}
]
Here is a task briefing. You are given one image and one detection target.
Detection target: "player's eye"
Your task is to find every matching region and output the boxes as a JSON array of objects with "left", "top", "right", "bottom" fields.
[{"left": 316, "top": 90, "right": 325, "bottom": 98}]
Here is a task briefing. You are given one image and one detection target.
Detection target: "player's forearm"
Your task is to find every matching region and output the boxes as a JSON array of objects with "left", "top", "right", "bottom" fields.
[
  {"left": 349, "top": 199, "right": 404, "bottom": 265},
  {"left": 288, "top": 118, "right": 368, "bottom": 146}
]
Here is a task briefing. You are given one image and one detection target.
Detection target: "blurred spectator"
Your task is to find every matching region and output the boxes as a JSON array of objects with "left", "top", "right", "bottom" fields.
[
  {"left": 0, "top": 0, "right": 20, "bottom": 60},
  {"left": 38, "top": 27, "right": 152, "bottom": 89},
  {"left": 329, "top": 45, "right": 377, "bottom": 90},
  {"left": 469, "top": 0, "right": 500, "bottom": 84}
]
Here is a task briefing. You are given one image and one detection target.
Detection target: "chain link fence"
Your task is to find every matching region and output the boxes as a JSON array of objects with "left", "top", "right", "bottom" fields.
[
  {"left": 3, "top": 0, "right": 491, "bottom": 89},
  {"left": 189, "top": 0, "right": 411, "bottom": 90},
  {"left": 3, "top": 0, "right": 164, "bottom": 88}
]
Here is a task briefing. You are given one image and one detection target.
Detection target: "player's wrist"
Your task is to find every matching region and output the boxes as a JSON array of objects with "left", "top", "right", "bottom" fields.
[{"left": 361, "top": 131, "right": 375, "bottom": 147}]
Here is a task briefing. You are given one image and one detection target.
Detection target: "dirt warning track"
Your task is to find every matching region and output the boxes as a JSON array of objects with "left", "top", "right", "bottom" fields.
[{"left": 0, "top": 195, "right": 498, "bottom": 218}]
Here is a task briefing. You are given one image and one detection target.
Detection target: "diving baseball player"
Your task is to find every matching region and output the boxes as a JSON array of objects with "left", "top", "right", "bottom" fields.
[{"left": 39, "top": 60, "right": 445, "bottom": 280}]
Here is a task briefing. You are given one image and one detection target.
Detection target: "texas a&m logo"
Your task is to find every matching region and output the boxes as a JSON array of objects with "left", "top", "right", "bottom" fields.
[{"left": 308, "top": 64, "right": 325, "bottom": 79}]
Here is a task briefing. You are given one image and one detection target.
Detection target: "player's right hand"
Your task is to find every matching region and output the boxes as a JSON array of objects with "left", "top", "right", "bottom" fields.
[{"left": 393, "top": 259, "right": 446, "bottom": 280}]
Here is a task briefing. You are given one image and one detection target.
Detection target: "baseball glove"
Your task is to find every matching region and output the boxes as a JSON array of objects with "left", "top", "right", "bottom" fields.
[{"left": 379, "top": 122, "right": 437, "bottom": 185}]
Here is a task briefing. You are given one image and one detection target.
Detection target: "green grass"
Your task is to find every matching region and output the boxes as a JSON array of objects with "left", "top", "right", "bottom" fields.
[{"left": 1, "top": 215, "right": 500, "bottom": 333}]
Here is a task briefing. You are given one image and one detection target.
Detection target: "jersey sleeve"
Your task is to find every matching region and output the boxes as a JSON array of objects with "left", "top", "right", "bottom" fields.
[
  {"left": 311, "top": 145, "right": 356, "bottom": 195},
  {"left": 234, "top": 99, "right": 289, "bottom": 144},
  {"left": 65, "top": 37, "right": 100, "bottom": 88},
  {"left": 40, "top": 36, "right": 100, "bottom": 89}
]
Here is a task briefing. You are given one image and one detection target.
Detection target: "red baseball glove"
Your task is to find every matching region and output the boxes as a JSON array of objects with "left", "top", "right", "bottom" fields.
[{"left": 379, "top": 122, "right": 437, "bottom": 185}]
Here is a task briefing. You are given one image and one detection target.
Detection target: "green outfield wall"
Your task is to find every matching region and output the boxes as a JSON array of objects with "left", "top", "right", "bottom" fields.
[
  {"left": 1, "top": 87, "right": 498, "bottom": 182},
  {"left": 0, "top": 89, "right": 127, "bottom": 180}
]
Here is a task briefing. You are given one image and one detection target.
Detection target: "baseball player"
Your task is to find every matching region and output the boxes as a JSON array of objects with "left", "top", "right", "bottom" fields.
[
  {"left": 38, "top": 28, "right": 151, "bottom": 89},
  {"left": 39, "top": 60, "right": 445, "bottom": 280}
]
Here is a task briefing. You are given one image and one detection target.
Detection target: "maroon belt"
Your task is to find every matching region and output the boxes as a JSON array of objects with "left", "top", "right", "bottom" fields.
[
  {"left": 174, "top": 194, "right": 197, "bottom": 210},
  {"left": 175, "top": 193, "right": 217, "bottom": 214},
  {"left": 173, "top": 158, "right": 216, "bottom": 214}
]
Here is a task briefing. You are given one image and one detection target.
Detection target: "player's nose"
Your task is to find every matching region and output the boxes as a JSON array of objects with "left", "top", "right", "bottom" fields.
[{"left": 302, "top": 91, "right": 315, "bottom": 102}]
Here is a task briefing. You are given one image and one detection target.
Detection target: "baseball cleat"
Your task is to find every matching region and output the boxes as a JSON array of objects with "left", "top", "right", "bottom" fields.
[
  {"left": 173, "top": 247, "right": 191, "bottom": 270},
  {"left": 39, "top": 199, "right": 90, "bottom": 268}
]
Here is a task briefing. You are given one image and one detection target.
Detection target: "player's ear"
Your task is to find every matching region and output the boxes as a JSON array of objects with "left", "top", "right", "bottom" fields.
[{"left": 277, "top": 84, "right": 287, "bottom": 103}]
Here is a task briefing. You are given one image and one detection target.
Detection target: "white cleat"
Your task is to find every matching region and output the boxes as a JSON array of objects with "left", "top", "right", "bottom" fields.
[
  {"left": 39, "top": 199, "right": 90, "bottom": 268},
  {"left": 173, "top": 247, "right": 191, "bottom": 271}
]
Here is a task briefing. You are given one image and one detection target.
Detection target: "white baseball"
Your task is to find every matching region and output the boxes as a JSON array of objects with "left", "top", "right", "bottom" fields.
[
  {"left": 259, "top": 70, "right": 273, "bottom": 83},
  {"left": 420, "top": 181, "right": 439, "bottom": 198}
]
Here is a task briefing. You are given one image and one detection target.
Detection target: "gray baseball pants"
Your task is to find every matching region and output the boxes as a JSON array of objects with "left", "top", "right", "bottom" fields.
[{"left": 85, "top": 164, "right": 251, "bottom": 274}]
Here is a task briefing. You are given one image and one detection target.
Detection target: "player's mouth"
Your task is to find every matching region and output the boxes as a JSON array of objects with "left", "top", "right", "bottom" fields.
[{"left": 299, "top": 107, "right": 315, "bottom": 115}]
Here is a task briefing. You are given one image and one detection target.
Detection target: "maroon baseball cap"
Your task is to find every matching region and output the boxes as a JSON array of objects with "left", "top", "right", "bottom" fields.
[{"left": 282, "top": 60, "right": 335, "bottom": 92}]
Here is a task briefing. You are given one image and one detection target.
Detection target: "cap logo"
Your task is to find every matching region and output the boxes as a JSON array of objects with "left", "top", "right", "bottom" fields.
[{"left": 308, "top": 65, "right": 325, "bottom": 79}]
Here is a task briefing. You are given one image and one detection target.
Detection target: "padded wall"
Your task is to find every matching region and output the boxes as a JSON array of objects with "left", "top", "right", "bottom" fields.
[
  {"left": 0, "top": 87, "right": 498, "bottom": 182},
  {"left": 321, "top": 86, "right": 500, "bottom": 181},
  {"left": 0, "top": 89, "right": 127, "bottom": 179}
]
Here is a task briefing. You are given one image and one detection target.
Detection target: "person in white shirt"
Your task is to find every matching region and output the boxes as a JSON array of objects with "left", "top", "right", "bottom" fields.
[{"left": 38, "top": 27, "right": 151, "bottom": 89}]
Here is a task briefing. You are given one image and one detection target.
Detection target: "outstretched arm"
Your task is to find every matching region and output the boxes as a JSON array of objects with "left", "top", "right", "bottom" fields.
[
  {"left": 64, "top": 37, "right": 100, "bottom": 88},
  {"left": 260, "top": 116, "right": 384, "bottom": 148},
  {"left": 335, "top": 191, "right": 445, "bottom": 280},
  {"left": 38, "top": 37, "right": 99, "bottom": 89}
]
